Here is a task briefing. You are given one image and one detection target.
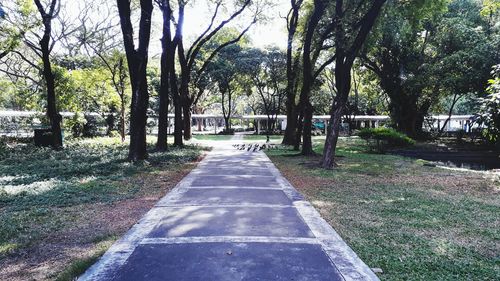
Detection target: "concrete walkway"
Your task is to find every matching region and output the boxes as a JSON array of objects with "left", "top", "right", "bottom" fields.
[{"left": 79, "top": 138, "right": 378, "bottom": 281}]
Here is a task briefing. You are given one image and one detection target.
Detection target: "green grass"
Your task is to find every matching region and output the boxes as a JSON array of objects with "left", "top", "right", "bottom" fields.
[
  {"left": 53, "top": 237, "right": 114, "bottom": 281},
  {"left": 0, "top": 136, "right": 205, "bottom": 279},
  {"left": 267, "top": 137, "right": 499, "bottom": 280}
]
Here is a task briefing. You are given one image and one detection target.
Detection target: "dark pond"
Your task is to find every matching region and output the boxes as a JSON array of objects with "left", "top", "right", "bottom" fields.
[{"left": 393, "top": 150, "right": 500, "bottom": 171}]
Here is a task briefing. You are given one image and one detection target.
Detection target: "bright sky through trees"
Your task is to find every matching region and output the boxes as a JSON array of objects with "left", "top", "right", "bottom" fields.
[{"left": 148, "top": 0, "right": 289, "bottom": 54}]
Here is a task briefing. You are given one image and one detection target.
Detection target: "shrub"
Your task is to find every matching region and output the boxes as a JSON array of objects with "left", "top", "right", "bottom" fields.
[
  {"left": 358, "top": 127, "right": 415, "bottom": 152},
  {"left": 82, "top": 114, "right": 104, "bottom": 137},
  {"left": 218, "top": 128, "right": 235, "bottom": 135},
  {"left": 475, "top": 65, "right": 500, "bottom": 146}
]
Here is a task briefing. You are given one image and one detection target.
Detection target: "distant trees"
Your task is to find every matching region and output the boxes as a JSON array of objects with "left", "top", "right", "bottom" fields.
[
  {"left": 207, "top": 44, "right": 253, "bottom": 132},
  {"left": 251, "top": 48, "right": 287, "bottom": 133},
  {"left": 279, "top": 0, "right": 386, "bottom": 163},
  {"left": 77, "top": 1, "right": 129, "bottom": 142},
  {"left": 172, "top": 0, "right": 259, "bottom": 143}
]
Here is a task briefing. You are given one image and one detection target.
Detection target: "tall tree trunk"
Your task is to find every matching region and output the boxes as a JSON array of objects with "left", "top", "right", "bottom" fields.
[
  {"left": 293, "top": 108, "right": 303, "bottom": 151},
  {"left": 182, "top": 103, "right": 192, "bottom": 139},
  {"left": 117, "top": 0, "right": 153, "bottom": 161},
  {"left": 301, "top": 101, "right": 314, "bottom": 155},
  {"left": 173, "top": 94, "right": 183, "bottom": 146},
  {"left": 120, "top": 95, "right": 125, "bottom": 142},
  {"left": 156, "top": 49, "right": 170, "bottom": 150},
  {"left": 170, "top": 2, "right": 185, "bottom": 146},
  {"left": 35, "top": 0, "right": 62, "bottom": 149},
  {"left": 322, "top": 106, "right": 343, "bottom": 168},
  {"left": 282, "top": 1, "right": 302, "bottom": 145},
  {"left": 41, "top": 32, "right": 63, "bottom": 149},
  {"left": 156, "top": 0, "right": 172, "bottom": 151},
  {"left": 283, "top": 102, "right": 297, "bottom": 145},
  {"left": 388, "top": 93, "right": 421, "bottom": 137},
  {"left": 170, "top": 68, "right": 182, "bottom": 147},
  {"left": 296, "top": 0, "right": 326, "bottom": 155}
]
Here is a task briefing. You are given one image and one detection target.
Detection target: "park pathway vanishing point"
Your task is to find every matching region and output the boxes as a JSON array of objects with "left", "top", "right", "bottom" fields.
[{"left": 79, "top": 135, "right": 379, "bottom": 281}]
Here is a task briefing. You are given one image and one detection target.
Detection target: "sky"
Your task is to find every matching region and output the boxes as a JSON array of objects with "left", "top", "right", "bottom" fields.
[
  {"left": 2, "top": 0, "right": 290, "bottom": 57},
  {"left": 148, "top": 0, "right": 290, "bottom": 56}
]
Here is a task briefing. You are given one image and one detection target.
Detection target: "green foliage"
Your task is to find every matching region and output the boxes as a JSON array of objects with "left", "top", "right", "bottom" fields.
[
  {"left": 0, "top": 0, "right": 37, "bottom": 56},
  {"left": 476, "top": 65, "right": 500, "bottom": 145},
  {"left": 363, "top": 0, "right": 499, "bottom": 136},
  {"left": 480, "top": 0, "right": 500, "bottom": 17},
  {"left": 358, "top": 127, "right": 415, "bottom": 152}
]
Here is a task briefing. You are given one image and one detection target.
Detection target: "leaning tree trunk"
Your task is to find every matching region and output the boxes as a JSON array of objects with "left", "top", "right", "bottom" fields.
[
  {"left": 322, "top": 106, "right": 344, "bottom": 168},
  {"left": 321, "top": 61, "right": 351, "bottom": 168},
  {"left": 321, "top": 0, "right": 386, "bottom": 169}
]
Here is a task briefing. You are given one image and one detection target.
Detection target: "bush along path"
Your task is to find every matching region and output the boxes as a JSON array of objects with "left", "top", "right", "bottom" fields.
[{"left": 79, "top": 140, "right": 379, "bottom": 281}]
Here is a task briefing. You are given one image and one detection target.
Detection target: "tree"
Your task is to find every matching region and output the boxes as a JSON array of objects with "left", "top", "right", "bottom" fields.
[
  {"left": 116, "top": 0, "right": 154, "bottom": 161},
  {"left": 172, "top": 0, "right": 259, "bottom": 143},
  {"left": 320, "top": 0, "right": 386, "bottom": 168},
  {"left": 296, "top": 0, "right": 329, "bottom": 154},
  {"left": 251, "top": 47, "right": 287, "bottom": 133},
  {"left": 1, "top": 1, "right": 96, "bottom": 147},
  {"left": 282, "top": 0, "right": 304, "bottom": 145},
  {"left": 362, "top": 0, "right": 498, "bottom": 138},
  {"left": 155, "top": 0, "right": 174, "bottom": 151},
  {"left": 434, "top": 0, "right": 500, "bottom": 135},
  {"left": 34, "top": 0, "right": 63, "bottom": 149},
  {"left": 476, "top": 64, "right": 500, "bottom": 145},
  {"left": 77, "top": 0, "right": 129, "bottom": 142},
  {"left": 207, "top": 44, "right": 254, "bottom": 131}
]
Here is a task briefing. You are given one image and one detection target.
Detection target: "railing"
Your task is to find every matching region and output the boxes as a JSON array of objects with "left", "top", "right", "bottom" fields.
[{"left": 0, "top": 110, "right": 476, "bottom": 137}]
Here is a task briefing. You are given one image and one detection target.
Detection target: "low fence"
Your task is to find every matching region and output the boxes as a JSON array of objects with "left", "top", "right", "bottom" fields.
[{"left": 0, "top": 110, "right": 475, "bottom": 138}]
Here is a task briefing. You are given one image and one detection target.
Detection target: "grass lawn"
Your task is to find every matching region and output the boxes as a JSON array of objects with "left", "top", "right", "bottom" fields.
[
  {"left": 0, "top": 136, "right": 206, "bottom": 281},
  {"left": 267, "top": 137, "right": 499, "bottom": 280}
]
